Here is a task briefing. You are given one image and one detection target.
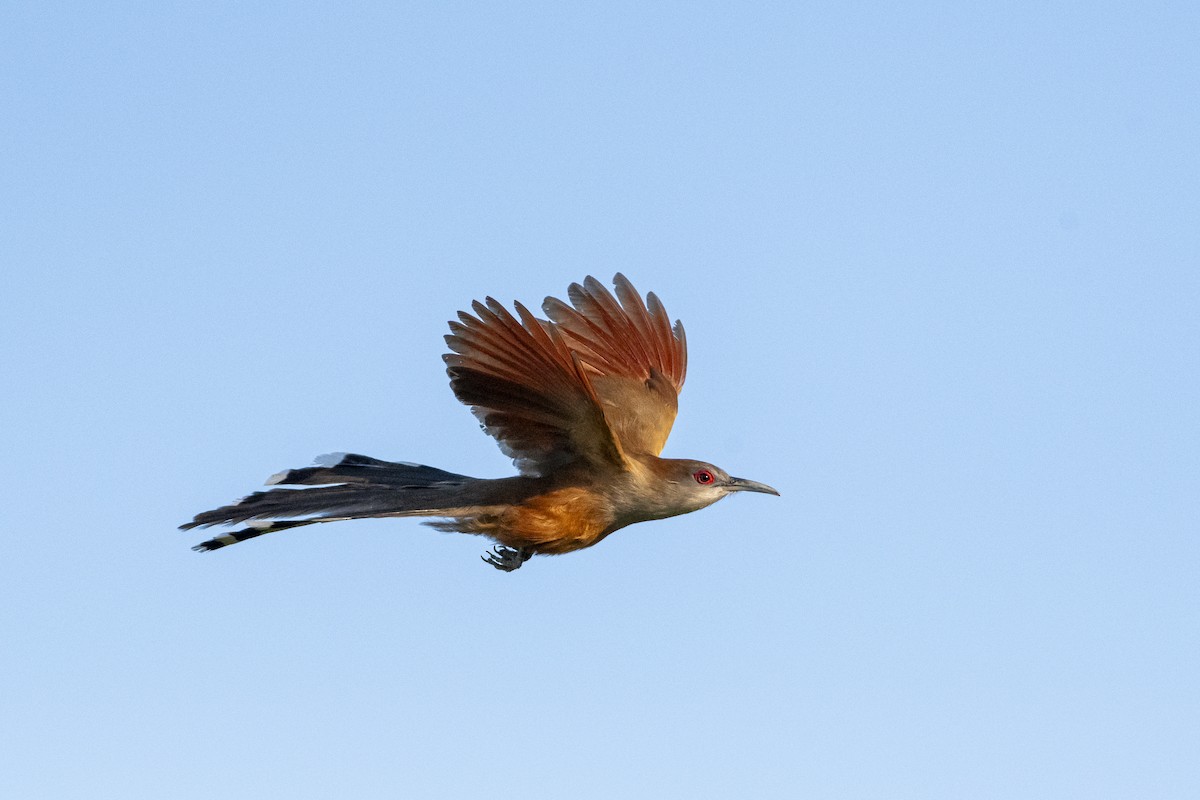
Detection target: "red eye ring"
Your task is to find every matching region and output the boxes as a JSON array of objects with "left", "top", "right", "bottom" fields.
[{"left": 693, "top": 469, "right": 715, "bottom": 485}]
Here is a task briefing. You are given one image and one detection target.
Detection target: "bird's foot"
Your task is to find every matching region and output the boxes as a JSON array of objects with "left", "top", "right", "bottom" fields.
[{"left": 482, "top": 545, "right": 532, "bottom": 572}]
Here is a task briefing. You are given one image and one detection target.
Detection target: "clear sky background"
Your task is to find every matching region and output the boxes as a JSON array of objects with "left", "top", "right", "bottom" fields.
[{"left": 2, "top": 2, "right": 1197, "bottom": 798}]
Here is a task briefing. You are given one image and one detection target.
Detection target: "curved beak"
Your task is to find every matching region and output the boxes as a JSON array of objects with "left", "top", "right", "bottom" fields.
[{"left": 725, "top": 476, "right": 780, "bottom": 496}]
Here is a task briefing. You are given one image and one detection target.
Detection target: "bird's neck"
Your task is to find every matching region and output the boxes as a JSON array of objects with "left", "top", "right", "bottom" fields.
[{"left": 601, "top": 454, "right": 709, "bottom": 526}]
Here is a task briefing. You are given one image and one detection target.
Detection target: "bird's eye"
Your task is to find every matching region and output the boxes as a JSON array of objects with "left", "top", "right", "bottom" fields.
[{"left": 693, "top": 469, "right": 715, "bottom": 485}]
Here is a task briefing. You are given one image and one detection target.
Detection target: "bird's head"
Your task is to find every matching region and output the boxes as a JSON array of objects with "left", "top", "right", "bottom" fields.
[{"left": 643, "top": 458, "right": 780, "bottom": 517}]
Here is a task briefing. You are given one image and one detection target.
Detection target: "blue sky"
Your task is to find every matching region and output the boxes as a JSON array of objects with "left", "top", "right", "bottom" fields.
[{"left": 2, "top": 2, "right": 1197, "bottom": 797}]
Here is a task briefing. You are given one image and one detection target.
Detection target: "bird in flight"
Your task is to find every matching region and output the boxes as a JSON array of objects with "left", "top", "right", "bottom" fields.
[{"left": 182, "top": 275, "right": 778, "bottom": 570}]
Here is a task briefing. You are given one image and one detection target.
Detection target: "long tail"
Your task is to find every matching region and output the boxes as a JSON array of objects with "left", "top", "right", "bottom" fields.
[{"left": 181, "top": 453, "right": 481, "bottom": 552}]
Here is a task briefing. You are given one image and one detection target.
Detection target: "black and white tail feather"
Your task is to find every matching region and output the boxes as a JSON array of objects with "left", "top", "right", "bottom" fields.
[{"left": 181, "top": 453, "right": 478, "bottom": 552}]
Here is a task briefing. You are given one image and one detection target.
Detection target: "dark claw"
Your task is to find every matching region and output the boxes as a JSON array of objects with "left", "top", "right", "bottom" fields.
[{"left": 481, "top": 544, "right": 532, "bottom": 572}]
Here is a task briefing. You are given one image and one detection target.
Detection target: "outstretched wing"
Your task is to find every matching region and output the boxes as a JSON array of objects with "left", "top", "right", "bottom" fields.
[
  {"left": 444, "top": 296, "right": 627, "bottom": 476},
  {"left": 444, "top": 275, "right": 687, "bottom": 475},
  {"left": 543, "top": 274, "right": 687, "bottom": 456}
]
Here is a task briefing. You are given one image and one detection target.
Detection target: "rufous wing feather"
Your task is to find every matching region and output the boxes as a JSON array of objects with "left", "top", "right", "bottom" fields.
[
  {"left": 444, "top": 296, "right": 626, "bottom": 475},
  {"left": 541, "top": 274, "right": 687, "bottom": 455},
  {"left": 445, "top": 275, "right": 688, "bottom": 472}
]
